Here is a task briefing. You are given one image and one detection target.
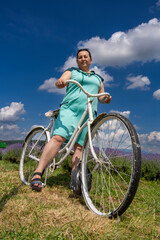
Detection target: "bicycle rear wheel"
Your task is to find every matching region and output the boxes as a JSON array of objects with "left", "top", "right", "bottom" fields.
[
  {"left": 19, "top": 127, "right": 49, "bottom": 185},
  {"left": 81, "top": 113, "right": 141, "bottom": 218}
]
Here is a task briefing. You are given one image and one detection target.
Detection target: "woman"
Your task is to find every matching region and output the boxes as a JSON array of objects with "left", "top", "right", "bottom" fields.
[{"left": 31, "top": 49, "right": 112, "bottom": 192}]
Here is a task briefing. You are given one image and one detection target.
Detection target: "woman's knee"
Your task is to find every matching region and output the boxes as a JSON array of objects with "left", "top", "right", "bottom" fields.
[{"left": 51, "top": 135, "right": 66, "bottom": 144}]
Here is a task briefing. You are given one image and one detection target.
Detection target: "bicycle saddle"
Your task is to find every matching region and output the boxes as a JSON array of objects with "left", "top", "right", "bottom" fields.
[{"left": 45, "top": 109, "right": 60, "bottom": 118}]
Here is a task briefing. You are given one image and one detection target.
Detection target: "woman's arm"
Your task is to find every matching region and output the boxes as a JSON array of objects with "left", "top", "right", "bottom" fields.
[
  {"left": 56, "top": 71, "right": 72, "bottom": 88},
  {"left": 98, "top": 81, "right": 112, "bottom": 104}
]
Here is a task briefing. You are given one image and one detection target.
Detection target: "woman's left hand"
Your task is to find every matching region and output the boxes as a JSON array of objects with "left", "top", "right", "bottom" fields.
[
  {"left": 104, "top": 95, "right": 112, "bottom": 104},
  {"left": 98, "top": 95, "right": 112, "bottom": 104},
  {"left": 98, "top": 82, "right": 112, "bottom": 104}
]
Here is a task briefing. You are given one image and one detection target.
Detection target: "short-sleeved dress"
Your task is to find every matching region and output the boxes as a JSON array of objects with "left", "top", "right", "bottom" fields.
[{"left": 53, "top": 67, "right": 103, "bottom": 146}]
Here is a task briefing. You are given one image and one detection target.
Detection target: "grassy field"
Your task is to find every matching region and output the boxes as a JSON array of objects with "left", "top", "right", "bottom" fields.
[{"left": 0, "top": 160, "right": 160, "bottom": 240}]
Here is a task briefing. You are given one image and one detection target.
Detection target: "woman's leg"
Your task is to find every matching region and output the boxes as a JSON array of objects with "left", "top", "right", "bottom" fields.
[
  {"left": 32, "top": 135, "right": 66, "bottom": 184},
  {"left": 72, "top": 143, "right": 82, "bottom": 171},
  {"left": 69, "top": 143, "right": 83, "bottom": 194}
]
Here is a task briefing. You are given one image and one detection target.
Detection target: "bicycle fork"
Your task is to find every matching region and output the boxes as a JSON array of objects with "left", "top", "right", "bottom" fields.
[{"left": 87, "top": 98, "right": 100, "bottom": 164}]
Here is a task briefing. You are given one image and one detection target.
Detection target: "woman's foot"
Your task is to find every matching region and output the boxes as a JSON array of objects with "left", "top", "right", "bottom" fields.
[{"left": 31, "top": 172, "right": 43, "bottom": 192}]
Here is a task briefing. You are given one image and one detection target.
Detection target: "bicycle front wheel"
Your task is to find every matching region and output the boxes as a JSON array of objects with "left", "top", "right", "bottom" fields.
[
  {"left": 81, "top": 113, "right": 141, "bottom": 218},
  {"left": 19, "top": 127, "right": 49, "bottom": 185}
]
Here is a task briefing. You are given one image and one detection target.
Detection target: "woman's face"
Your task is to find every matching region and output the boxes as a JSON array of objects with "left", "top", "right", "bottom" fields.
[{"left": 76, "top": 50, "right": 92, "bottom": 70}]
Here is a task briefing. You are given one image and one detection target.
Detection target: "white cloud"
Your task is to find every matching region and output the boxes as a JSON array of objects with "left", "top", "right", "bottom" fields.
[
  {"left": 133, "top": 124, "right": 140, "bottom": 130},
  {"left": 90, "top": 66, "right": 113, "bottom": 87},
  {"left": 110, "top": 110, "right": 131, "bottom": 118},
  {"left": 0, "top": 123, "right": 26, "bottom": 140},
  {"left": 148, "top": 131, "right": 160, "bottom": 142},
  {"left": 125, "top": 75, "right": 151, "bottom": 90},
  {"left": 98, "top": 124, "right": 160, "bottom": 153},
  {"left": 61, "top": 56, "right": 77, "bottom": 72},
  {"left": 0, "top": 124, "right": 19, "bottom": 133},
  {"left": 0, "top": 103, "right": 26, "bottom": 140},
  {"left": 38, "top": 77, "right": 66, "bottom": 94},
  {"left": 149, "top": 1, "right": 160, "bottom": 13},
  {"left": 77, "top": 18, "right": 160, "bottom": 67},
  {"left": 6, "top": 124, "right": 19, "bottom": 131},
  {"left": 156, "top": 0, "right": 160, "bottom": 7},
  {"left": 139, "top": 131, "right": 160, "bottom": 153},
  {"left": 0, "top": 102, "right": 25, "bottom": 122},
  {"left": 153, "top": 89, "right": 160, "bottom": 100}
]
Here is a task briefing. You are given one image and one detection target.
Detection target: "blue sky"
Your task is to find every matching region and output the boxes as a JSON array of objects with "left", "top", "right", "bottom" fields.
[{"left": 0, "top": 0, "right": 160, "bottom": 153}]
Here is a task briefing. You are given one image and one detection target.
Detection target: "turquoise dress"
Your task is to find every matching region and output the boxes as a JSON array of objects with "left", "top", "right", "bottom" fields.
[{"left": 53, "top": 67, "right": 103, "bottom": 146}]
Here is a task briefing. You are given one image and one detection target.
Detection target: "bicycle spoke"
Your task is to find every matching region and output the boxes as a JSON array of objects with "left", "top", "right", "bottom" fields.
[
  {"left": 20, "top": 127, "right": 49, "bottom": 185},
  {"left": 81, "top": 113, "right": 141, "bottom": 217}
]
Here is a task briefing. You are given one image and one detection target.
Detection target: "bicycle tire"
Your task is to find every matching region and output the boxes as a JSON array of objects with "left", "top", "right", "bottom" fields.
[
  {"left": 19, "top": 127, "right": 49, "bottom": 185},
  {"left": 81, "top": 113, "right": 141, "bottom": 218}
]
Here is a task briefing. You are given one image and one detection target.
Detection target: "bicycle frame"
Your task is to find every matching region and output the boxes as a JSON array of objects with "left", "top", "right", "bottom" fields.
[
  {"left": 27, "top": 79, "right": 110, "bottom": 177},
  {"left": 54, "top": 96, "right": 100, "bottom": 166},
  {"left": 54, "top": 79, "right": 110, "bottom": 165}
]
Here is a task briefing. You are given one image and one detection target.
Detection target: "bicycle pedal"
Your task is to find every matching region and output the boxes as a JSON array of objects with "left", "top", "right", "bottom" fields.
[{"left": 69, "top": 163, "right": 92, "bottom": 195}]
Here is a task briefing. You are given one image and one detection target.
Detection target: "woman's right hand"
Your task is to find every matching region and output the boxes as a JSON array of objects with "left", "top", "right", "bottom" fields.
[
  {"left": 55, "top": 71, "right": 71, "bottom": 89},
  {"left": 56, "top": 79, "right": 67, "bottom": 88}
]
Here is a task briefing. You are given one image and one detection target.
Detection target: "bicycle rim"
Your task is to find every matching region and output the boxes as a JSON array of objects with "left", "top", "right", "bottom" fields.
[
  {"left": 81, "top": 113, "right": 141, "bottom": 217},
  {"left": 19, "top": 127, "right": 48, "bottom": 185}
]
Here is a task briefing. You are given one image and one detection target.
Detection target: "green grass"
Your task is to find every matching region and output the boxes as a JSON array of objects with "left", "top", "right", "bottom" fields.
[{"left": 0, "top": 160, "right": 160, "bottom": 240}]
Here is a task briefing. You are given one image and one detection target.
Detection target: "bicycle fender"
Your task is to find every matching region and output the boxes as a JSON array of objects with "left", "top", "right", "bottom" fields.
[
  {"left": 91, "top": 113, "right": 107, "bottom": 128},
  {"left": 23, "top": 126, "right": 49, "bottom": 147},
  {"left": 83, "top": 113, "right": 107, "bottom": 147}
]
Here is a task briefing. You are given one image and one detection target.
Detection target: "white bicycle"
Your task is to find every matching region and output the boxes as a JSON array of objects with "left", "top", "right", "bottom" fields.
[{"left": 19, "top": 79, "right": 141, "bottom": 218}]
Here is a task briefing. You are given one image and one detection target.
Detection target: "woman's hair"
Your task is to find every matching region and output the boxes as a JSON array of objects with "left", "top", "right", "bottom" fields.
[{"left": 76, "top": 48, "right": 92, "bottom": 59}]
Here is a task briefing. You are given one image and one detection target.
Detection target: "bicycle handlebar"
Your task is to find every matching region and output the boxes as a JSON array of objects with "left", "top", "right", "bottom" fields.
[{"left": 65, "top": 79, "right": 110, "bottom": 98}]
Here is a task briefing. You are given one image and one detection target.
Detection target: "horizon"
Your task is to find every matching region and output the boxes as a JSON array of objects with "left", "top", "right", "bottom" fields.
[{"left": 0, "top": 139, "right": 160, "bottom": 156}]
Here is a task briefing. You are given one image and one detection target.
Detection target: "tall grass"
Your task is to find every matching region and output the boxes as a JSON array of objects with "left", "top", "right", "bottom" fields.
[
  {"left": 0, "top": 160, "right": 160, "bottom": 239},
  {"left": 1, "top": 143, "right": 160, "bottom": 181}
]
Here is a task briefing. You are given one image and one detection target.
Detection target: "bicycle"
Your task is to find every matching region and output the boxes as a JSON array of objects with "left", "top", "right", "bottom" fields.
[{"left": 19, "top": 79, "right": 141, "bottom": 218}]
